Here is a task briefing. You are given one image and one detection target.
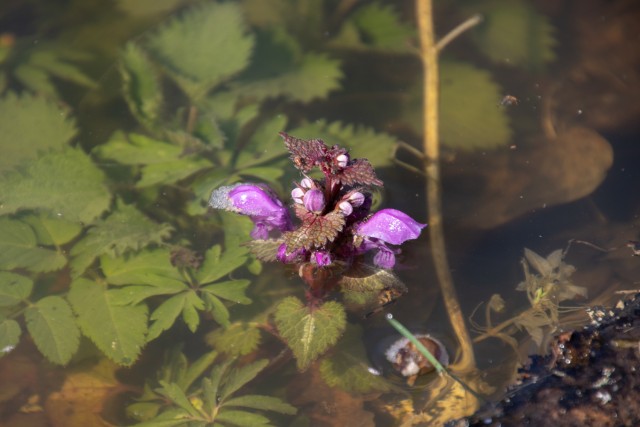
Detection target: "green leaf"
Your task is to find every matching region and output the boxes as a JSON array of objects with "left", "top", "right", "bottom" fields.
[
  {"left": 119, "top": 43, "right": 163, "bottom": 127},
  {"left": 182, "top": 291, "right": 204, "bottom": 332},
  {"left": 178, "top": 350, "right": 218, "bottom": 391},
  {"left": 235, "top": 115, "right": 288, "bottom": 168},
  {"left": 0, "top": 147, "right": 110, "bottom": 223},
  {"left": 0, "top": 217, "right": 66, "bottom": 272},
  {"left": 0, "top": 318, "right": 21, "bottom": 357},
  {"left": 195, "top": 245, "right": 248, "bottom": 285},
  {"left": 137, "top": 156, "right": 212, "bottom": 188},
  {"left": 70, "top": 202, "right": 173, "bottom": 276},
  {"left": 234, "top": 52, "right": 342, "bottom": 103},
  {"left": 68, "top": 278, "right": 148, "bottom": 365},
  {"left": 108, "top": 284, "right": 186, "bottom": 306},
  {"left": 148, "top": 2, "right": 254, "bottom": 100},
  {"left": 205, "top": 323, "right": 261, "bottom": 357},
  {"left": 101, "top": 248, "right": 184, "bottom": 287},
  {"left": 25, "top": 296, "right": 80, "bottom": 365},
  {"left": 147, "top": 293, "right": 187, "bottom": 342},
  {"left": 29, "top": 50, "right": 96, "bottom": 88},
  {"left": 216, "top": 410, "right": 271, "bottom": 426},
  {"left": 0, "top": 92, "right": 76, "bottom": 171},
  {"left": 201, "top": 280, "right": 251, "bottom": 305},
  {"left": 348, "top": 2, "right": 415, "bottom": 52},
  {"left": 202, "top": 292, "right": 230, "bottom": 328},
  {"left": 431, "top": 60, "right": 511, "bottom": 150},
  {"left": 157, "top": 381, "right": 201, "bottom": 418},
  {"left": 218, "top": 359, "right": 268, "bottom": 401},
  {"left": 224, "top": 395, "right": 296, "bottom": 414},
  {"left": 274, "top": 297, "right": 346, "bottom": 371},
  {"left": 13, "top": 65, "right": 58, "bottom": 98},
  {"left": 0, "top": 272, "right": 33, "bottom": 307},
  {"left": 470, "top": 0, "right": 556, "bottom": 69},
  {"left": 94, "top": 133, "right": 183, "bottom": 165},
  {"left": 21, "top": 212, "right": 83, "bottom": 246}
]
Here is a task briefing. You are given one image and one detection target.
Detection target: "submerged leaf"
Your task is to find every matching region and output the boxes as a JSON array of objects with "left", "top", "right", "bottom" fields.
[
  {"left": 21, "top": 213, "right": 83, "bottom": 246},
  {"left": 119, "top": 43, "right": 163, "bottom": 127},
  {"left": 25, "top": 296, "right": 80, "bottom": 365},
  {"left": 0, "top": 147, "right": 110, "bottom": 223},
  {"left": 0, "top": 318, "right": 21, "bottom": 357},
  {"left": 195, "top": 245, "right": 249, "bottom": 285},
  {"left": 0, "top": 217, "right": 66, "bottom": 272},
  {"left": 205, "top": 322, "right": 262, "bottom": 357},
  {"left": 0, "top": 272, "right": 33, "bottom": 307},
  {"left": 274, "top": 297, "right": 346, "bottom": 371},
  {"left": 101, "top": 248, "right": 184, "bottom": 288},
  {"left": 218, "top": 359, "right": 269, "bottom": 401},
  {"left": 0, "top": 93, "right": 76, "bottom": 171},
  {"left": 68, "top": 278, "right": 148, "bottom": 366},
  {"left": 343, "top": 2, "right": 415, "bottom": 52}
]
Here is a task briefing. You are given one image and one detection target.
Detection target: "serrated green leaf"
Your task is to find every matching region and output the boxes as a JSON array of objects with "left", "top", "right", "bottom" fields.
[
  {"left": 182, "top": 291, "right": 204, "bottom": 332},
  {"left": 208, "top": 359, "right": 233, "bottom": 402},
  {"left": 219, "top": 359, "right": 268, "bottom": 401},
  {"left": 94, "top": 133, "right": 183, "bottom": 165},
  {"left": 438, "top": 61, "right": 511, "bottom": 150},
  {"left": 101, "top": 248, "right": 184, "bottom": 287},
  {"left": 0, "top": 318, "right": 21, "bottom": 357},
  {"left": 0, "top": 147, "right": 110, "bottom": 223},
  {"left": 158, "top": 381, "right": 201, "bottom": 418},
  {"left": 0, "top": 92, "right": 76, "bottom": 171},
  {"left": 225, "top": 395, "right": 296, "bottom": 415},
  {"left": 470, "top": 0, "right": 556, "bottom": 69},
  {"left": 274, "top": 297, "right": 346, "bottom": 371},
  {"left": 234, "top": 52, "right": 342, "bottom": 103},
  {"left": 147, "top": 293, "right": 187, "bottom": 342},
  {"left": 202, "top": 293, "right": 230, "bottom": 328},
  {"left": 216, "top": 409, "right": 271, "bottom": 426},
  {"left": 0, "top": 272, "right": 33, "bottom": 307},
  {"left": 70, "top": 202, "right": 173, "bottom": 276},
  {"left": 109, "top": 284, "right": 187, "bottom": 306},
  {"left": 205, "top": 323, "right": 261, "bottom": 357},
  {"left": 119, "top": 43, "right": 162, "bottom": 127},
  {"left": 348, "top": 2, "right": 415, "bottom": 52},
  {"left": 0, "top": 217, "right": 66, "bottom": 272},
  {"left": 196, "top": 245, "right": 248, "bottom": 285},
  {"left": 25, "top": 296, "right": 80, "bottom": 365},
  {"left": 148, "top": 2, "right": 254, "bottom": 100},
  {"left": 201, "top": 280, "right": 251, "bottom": 305},
  {"left": 137, "top": 156, "right": 212, "bottom": 188},
  {"left": 68, "top": 278, "right": 148, "bottom": 365},
  {"left": 178, "top": 350, "right": 218, "bottom": 391},
  {"left": 21, "top": 212, "right": 83, "bottom": 246},
  {"left": 235, "top": 115, "right": 288, "bottom": 168}
]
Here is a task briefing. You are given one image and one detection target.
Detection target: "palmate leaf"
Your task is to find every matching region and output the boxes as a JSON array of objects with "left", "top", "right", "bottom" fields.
[
  {"left": 101, "top": 248, "right": 184, "bottom": 288},
  {"left": 21, "top": 212, "right": 83, "bottom": 246},
  {"left": 0, "top": 217, "right": 66, "bottom": 272},
  {"left": 147, "top": 293, "right": 188, "bottom": 342},
  {"left": 27, "top": 49, "right": 96, "bottom": 89},
  {"left": 195, "top": 245, "right": 249, "bottom": 285},
  {"left": 177, "top": 350, "right": 218, "bottom": 391},
  {"left": 0, "top": 147, "right": 111, "bottom": 223},
  {"left": 0, "top": 92, "right": 76, "bottom": 171},
  {"left": 218, "top": 359, "right": 269, "bottom": 401},
  {"left": 182, "top": 291, "right": 205, "bottom": 332},
  {"left": 147, "top": 2, "right": 254, "bottom": 100},
  {"left": 119, "top": 43, "right": 163, "bottom": 127},
  {"left": 224, "top": 395, "right": 296, "bottom": 415},
  {"left": 274, "top": 297, "right": 347, "bottom": 371},
  {"left": 70, "top": 202, "right": 173, "bottom": 276},
  {"left": 0, "top": 271, "right": 33, "bottom": 307},
  {"left": 215, "top": 410, "right": 271, "bottom": 426},
  {"left": 0, "top": 318, "right": 21, "bottom": 357},
  {"left": 68, "top": 278, "right": 148, "bottom": 366},
  {"left": 205, "top": 323, "right": 262, "bottom": 357},
  {"left": 25, "top": 296, "right": 80, "bottom": 365},
  {"left": 94, "top": 133, "right": 183, "bottom": 165},
  {"left": 157, "top": 381, "right": 201, "bottom": 418},
  {"left": 235, "top": 115, "right": 288, "bottom": 169}
]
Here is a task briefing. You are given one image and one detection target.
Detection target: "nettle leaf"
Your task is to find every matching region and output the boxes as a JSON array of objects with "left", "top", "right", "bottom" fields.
[
  {"left": 0, "top": 217, "right": 66, "bottom": 272},
  {"left": 345, "top": 2, "right": 415, "bottom": 52},
  {"left": 284, "top": 210, "right": 346, "bottom": 251},
  {"left": 0, "top": 318, "right": 21, "bottom": 357},
  {"left": 25, "top": 296, "right": 80, "bottom": 365},
  {"left": 119, "top": 43, "right": 163, "bottom": 127},
  {"left": 274, "top": 297, "right": 347, "bottom": 371},
  {"left": 195, "top": 245, "right": 249, "bottom": 285},
  {"left": 438, "top": 60, "right": 511, "bottom": 150},
  {"left": 68, "top": 278, "right": 148, "bottom": 366},
  {"left": 0, "top": 272, "right": 33, "bottom": 307},
  {"left": 70, "top": 202, "right": 173, "bottom": 276},
  {"left": 0, "top": 147, "right": 111, "bottom": 223},
  {"left": 147, "top": 2, "right": 254, "bottom": 100},
  {"left": 205, "top": 322, "right": 262, "bottom": 357},
  {"left": 290, "top": 120, "right": 398, "bottom": 167},
  {"left": 21, "top": 212, "right": 83, "bottom": 246},
  {"left": 469, "top": 0, "right": 556, "bottom": 69},
  {"left": 0, "top": 92, "right": 76, "bottom": 171}
]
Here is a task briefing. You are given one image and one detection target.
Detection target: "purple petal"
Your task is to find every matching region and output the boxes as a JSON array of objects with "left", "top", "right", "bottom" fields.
[
  {"left": 355, "top": 209, "right": 426, "bottom": 245},
  {"left": 303, "top": 189, "right": 325, "bottom": 213},
  {"left": 313, "top": 251, "right": 332, "bottom": 267},
  {"left": 373, "top": 247, "right": 396, "bottom": 269}
]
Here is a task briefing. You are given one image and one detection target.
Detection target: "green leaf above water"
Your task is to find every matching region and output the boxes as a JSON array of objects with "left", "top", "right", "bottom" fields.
[
  {"left": 274, "top": 297, "right": 347, "bottom": 371},
  {"left": 68, "top": 278, "right": 148, "bottom": 366},
  {"left": 147, "top": 2, "right": 254, "bottom": 100},
  {"left": 25, "top": 295, "right": 80, "bottom": 365},
  {"left": 0, "top": 217, "right": 67, "bottom": 273},
  {"left": 0, "top": 147, "right": 111, "bottom": 223},
  {"left": 0, "top": 92, "right": 76, "bottom": 171}
]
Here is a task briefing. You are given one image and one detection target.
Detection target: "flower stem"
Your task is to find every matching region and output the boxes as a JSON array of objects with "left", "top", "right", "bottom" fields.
[{"left": 417, "top": 0, "right": 476, "bottom": 371}]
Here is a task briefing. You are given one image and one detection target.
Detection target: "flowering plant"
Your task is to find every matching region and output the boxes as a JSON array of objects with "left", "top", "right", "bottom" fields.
[{"left": 210, "top": 132, "right": 426, "bottom": 302}]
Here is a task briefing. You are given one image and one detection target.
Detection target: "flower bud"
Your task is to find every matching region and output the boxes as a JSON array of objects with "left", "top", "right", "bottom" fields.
[
  {"left": 291, "top": 187, "right": 305, "bottom": 204},
  {"left": 300, "top": 177, "right": 314, "bottom": 189},
  {"left": 313, "top": 251, "right": 332, "bottom": 267},
  {"left": 348, "top": 191, "right": 365, "bottom": 207},
  {"left": 303, "top": 189, "right": 325, "bottom": 213},
  {"left": 338, "top": 201, "right": 353, "bottom": 216},
  {"left": 336, "top": 154, "right": 349, "bottom": 168}
]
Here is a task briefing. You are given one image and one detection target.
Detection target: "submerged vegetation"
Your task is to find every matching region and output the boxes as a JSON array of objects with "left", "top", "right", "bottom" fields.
[{"left": 0, "top": 0, "right": 592, "bottom": 425}]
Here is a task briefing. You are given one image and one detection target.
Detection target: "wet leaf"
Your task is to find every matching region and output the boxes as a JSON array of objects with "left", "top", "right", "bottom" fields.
[
  {"left": 25, "top": 296, "right": 80, "bottom": 365},
  {"left": 0, "top": 318, "right": 21, "bottom": 357},
  {"left": 245, "top": 239, "right": 284, "bottom": 262},
  {"left": 195, "top": 245, "right": 249, "bottom": 285},
  {"left": 94, "top": 132, "right": 183, "bottom": 165},
  {"left": 147, "top": 2, "right": 254, "bottom": 100},
  {"left": 21, "top": 213, "right": 83, "bottom": 246},
  {"left": 101, "top": 248, "right": 184, "bottom": 288},
  {"left": 157, "top": 381, "right": 201, "bottom": 417},
  {"left": 201, "top": 280, "right": 252, "bottom": 305},
  {"left": 0, "top": 92, "right": 76, "bottom": 171},
  {"left": 274, "top": 297, "right": 346, "bottom": 371},
  {"left": 137, "top": 156, "right": 213, "bottom": 188},
  {"left": 0, "top": 217, "right": 67, "bottom": 272},
  {"left": 524, "top": 248, "right": 553, "bottom": 277},
  {"left": 68, "top": 278, "right": 148, "bottom": 366},
  {"left": 218, "top": 359, "right": 269, "bottom": 401},
  {"left": 147, "top": 293, "right": 187, "bottom": 342},
  {"left": 0, "top": 272, "right": 33, "bottom": 307},
  {"left": 70, "top": 202, "right": 173, "bottom": 276},
  {"left": 178, "top": 350, "right": 218, "bottom": 391},
  {"left": 119, "top": 42, "right": 162, "bottom": 127},
  {"left": 225, "top": 394, "right": 296, "bottom": 414},
  {"left": 28, "top": 49, "right": 96, "bottom": 89},
  {"left": 181, "top": 291, "right": 204, "bottom": 332},
  {"left": 205, "top": 323, "right": 262, "bottom": 357}
]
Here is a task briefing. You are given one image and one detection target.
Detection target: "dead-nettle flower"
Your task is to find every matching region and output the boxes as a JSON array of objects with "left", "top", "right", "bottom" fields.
[{"left": 209, "top": 133, "right": 426, "bottom": 272}]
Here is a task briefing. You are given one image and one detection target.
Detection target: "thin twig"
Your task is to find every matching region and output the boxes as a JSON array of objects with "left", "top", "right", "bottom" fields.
[
  {"left": 417, "top": 0, "right": 476, "bottom": 371},
  {"left": 435, "top": 14, "right": 483, "bottom": 52}
]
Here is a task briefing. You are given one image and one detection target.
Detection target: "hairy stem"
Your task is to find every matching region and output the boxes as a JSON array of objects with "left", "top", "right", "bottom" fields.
[{"left": 417, "top": 0, "right": 476, "bottom": 370}]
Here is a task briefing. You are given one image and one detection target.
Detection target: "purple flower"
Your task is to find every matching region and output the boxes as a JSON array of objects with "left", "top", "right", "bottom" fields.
[
  {"left": 355, "top": 209, "right": 426, "bottom": 245},
  {"left": 210, "top": 183, "right": 292, "bottom": 239},
  {"left": 303, "top": 189, "right": 325, "bottom": 213},
  {"left": 313, "top": 251, "right": 332, "bottom": 267}
]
